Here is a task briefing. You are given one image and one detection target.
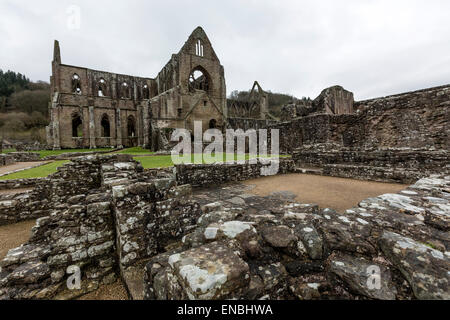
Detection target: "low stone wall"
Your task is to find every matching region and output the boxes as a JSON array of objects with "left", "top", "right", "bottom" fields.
[
  {"left": 175, "top": 159, "right": 295, "bottom": 187},
  {"left": 0, "top": 154, "right": 15, "bottom": 166},
  {"left": 144, "top": 174, "right": 450, "bottom": 300},
  {"left": 322, "top": 164, "right": 425, "bottom": 184},
  {"left": 0, "top": 154, "right": 204, "bottom": 300},
  {"left": 271, "top": 84, "right": 450, "bottom": 152},
  {"left": 8, "top": 152, "right": 41, "bottom": 162},
  {"left": 0, "top": 178, "right": 41, "bottom": 191},
  {"left": 111, "top": 181, "right": 201, "bottom": 275},
  {"left": 293, "top": 146, "right": 449, "bottom": 183},
  {"left": 43, "top": 149, "right": 118, "bottom": 160}
]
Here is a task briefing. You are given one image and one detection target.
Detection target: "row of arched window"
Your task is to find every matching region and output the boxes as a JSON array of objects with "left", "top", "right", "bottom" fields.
[
  {"left": 71, "top": 74, "right": 150, "bottom": 99},
  {"left": 72, "top": 113, "right": 136, "bottom": 138}
]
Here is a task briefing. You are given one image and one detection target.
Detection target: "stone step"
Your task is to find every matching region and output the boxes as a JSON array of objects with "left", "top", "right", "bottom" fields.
[{"left": 294, "top": 167, "right": 323, "bottom": 175}]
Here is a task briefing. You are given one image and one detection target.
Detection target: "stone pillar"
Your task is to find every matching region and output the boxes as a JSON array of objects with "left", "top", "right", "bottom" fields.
[
  {"left": 89, "top": 106, "right": 96, "bottom": 149},
  {"left": 142, "top": 102, "right": 150, "bottom": 149},
  {"left": 116, "top": 108, "right": 123, "bottom": 148},
  {"left": 138, "top": 105, "right": 145, "bottom": 147},
  {"left": 51, "top": 94, "right": 61, "bottom": 150},
  {"left": 52, "top": 108, "right": 61, "bottom": 150}
]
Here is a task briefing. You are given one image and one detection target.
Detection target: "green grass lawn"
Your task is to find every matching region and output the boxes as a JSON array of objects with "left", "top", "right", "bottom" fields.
[
  {"left": 1, "top": 148, "right": 17, "bottom": 154},
  {"left": 32, "top": 148, "right": 112, "bottom": 158},
  {"left": 0, "top": 160, "right": 70, "bottom": 180},
  {"left": 134, "top": 153, "right": 290, "bottom": 169},
  {"left": 117, "top": 147, "right": 155, "bottom": 156}
]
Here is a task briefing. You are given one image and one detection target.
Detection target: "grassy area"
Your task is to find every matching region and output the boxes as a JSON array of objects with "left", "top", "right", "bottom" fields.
[
  {"left": 0, "top": 152, "right": 289, "bottom": 178},
  {"left": 117, "top": 147, "right": 155, "bottom": 156},
  {"left": 0, "top": 160, "right": 69, "bottom": 180},
  {"left": 135, "top": 153, "right": 289, "bottom": 169},
  {"left": 1, "top": 148, "right": 16, "bottom": 154},
  {"left": 32, "top": 148, "right": 112, "bottom": 158}
]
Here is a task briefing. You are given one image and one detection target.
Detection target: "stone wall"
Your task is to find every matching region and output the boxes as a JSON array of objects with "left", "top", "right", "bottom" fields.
[
  {"left": 111, "top": 181, "right": 201, "bottom": 272},
  {"left": 226, "top": 118, "right": 276, "bottom": 131},
  {"left": 293, "top": 146, "right": 449, "bottom": 183},
  {"left": 272, "top": 84, "right": 450, "bottom": 152},
  {"left": 144, "top": 174, "right": 450, "bottom": 300},
  {"left": 0, "top": 155, "right": 133, "bottom": 299},
  {"left": 0, "top": 154, "right": 203, "bottom": 299},
  {"left": 0, "top": 154, "right": 14, "bottom": 166},
  {"left": 175, "top": 159, "right": 295, "bottom": 187},
  {"left": 8, "top": 152, "right": 41, "bottom": 162},
  {"left": 0, "top": 178, "right": 41, "bottom": 191},
  {"left": 0, "top": 152, "right": 41, "bottom": 167}
]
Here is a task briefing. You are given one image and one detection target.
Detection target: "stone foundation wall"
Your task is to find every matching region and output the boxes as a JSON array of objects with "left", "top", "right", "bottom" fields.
[
  {"left": 175, "top": 159, "right": 295, "bottom": 187},
  {"left": 0, "top": 154, "right": 203, "bottom": 299},
  {"left": 271, "top": 84, "right": 450, "bottom": 153},
  {"left": 0, "top": 178, "right": 42, "bottom": 191},
  {"left": 293, "top": 146, "right": 449, "bottom": 183},
  {"left": 0, "top": 155, "right": 133, "bottom": 299},
  {"left": 112, "top": 181, "right": 201, "bottom": 272},
  {"left": 0, "top": 154, "right": 15, "bottom": 166},
  {"left": 144, "top": 174, "right": 450, "bottom": 300},
  {"left": 8, "top": 152, "right": 41, "bottom": 162}
]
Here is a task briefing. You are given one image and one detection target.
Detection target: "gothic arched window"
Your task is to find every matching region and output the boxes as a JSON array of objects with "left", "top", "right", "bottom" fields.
[
  {"left": 188, "top": 67, "right": 209, "bottom": 92},
  {"left": 121, "top": 82, "right": 130, "bottom": 99},
  {"left": 72, "top": 113, "right": 83, "bottom": 137},
  {"left": 101, "top": 114, "right": 110, "bottom": 137},
  {"left": 195, "top": 39, "right": 204, "bottom": 57},
  {"left": 98, "top": 78, "right": 107, "bottom": 97},
  {"left": 72, "top": 74, "right": 82, "bottom": 94}
]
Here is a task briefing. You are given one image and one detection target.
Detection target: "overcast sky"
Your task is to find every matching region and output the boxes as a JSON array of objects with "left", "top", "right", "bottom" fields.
[{"left": 1, "top": 0, "right": 449, "bottom": 100}]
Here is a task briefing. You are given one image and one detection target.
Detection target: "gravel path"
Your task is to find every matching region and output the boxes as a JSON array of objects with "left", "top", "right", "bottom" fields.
[
  {"left": 0, "top": 161, "right": 49, "bottom": 176},
  {"left": 243, "top": 173, "right": 408, "bottom": 213},
  {"left": 0, "top": 219, "right": 36, "bottom": 260}
]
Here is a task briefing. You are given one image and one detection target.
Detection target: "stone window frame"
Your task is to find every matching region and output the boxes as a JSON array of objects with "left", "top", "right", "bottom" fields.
[
  {"left": 98, "top": 78, "right": 107, "bottom": 97},
  {"left": 100, "top": 113, "right": 111, "bottom": 138},
  {"left": 71, "top": 112, "right": 83, "bottom": 138},
  {"left": 142, "top": 84, "right": 150, "bottom": 100},
  {"left": 72, "top": 74, "right": 82, "bottom": 95},
  {"left": 121, "top": 82, "right": 130, "bottom": 99},
  {"left": 127, "top": 115, "right": 136, "bottom": 138},
  {"left": 195, "top": 39, "right": 204, "bottom": 57},
  {"left": 188, "top": 66, "right": 210, "bottom": 93}
]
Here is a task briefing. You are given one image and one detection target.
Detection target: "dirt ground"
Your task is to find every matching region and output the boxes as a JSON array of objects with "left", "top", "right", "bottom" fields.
[
  {"left": 244, "top": 173, "right": 408, "bottom": 213},
  {"left": 0, "top": 188, "right": 33, "bottom": 196},
  {"left": 0, "top": 219, "right": 36, "bottom": 260},
  {"left": 78, "top": 280, "right": 129, "bottom": 300},
  {"left": 0, "top": 218, "right": 129, "bottom": 300},
  {"left": 0, "top": 161, "right": 49, "bottom": 176}
]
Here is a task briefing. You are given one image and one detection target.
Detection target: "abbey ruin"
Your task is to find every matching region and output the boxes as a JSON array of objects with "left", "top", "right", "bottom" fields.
[{"left": 0, "top": 27, "right": 448, "bottom": 301}]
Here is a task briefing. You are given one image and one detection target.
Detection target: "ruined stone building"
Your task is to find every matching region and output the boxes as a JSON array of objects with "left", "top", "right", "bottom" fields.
[
  {"left": 46, "top": 27, "right": 229, "bottom": 150},
  {"left": 46, "top": 26, "right": 362, "bottom": 151}
]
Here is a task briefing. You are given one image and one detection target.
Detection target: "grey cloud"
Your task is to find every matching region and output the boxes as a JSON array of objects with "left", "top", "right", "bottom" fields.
[{"left": 0, "top": 0, "right": 449, "bottom": 100}]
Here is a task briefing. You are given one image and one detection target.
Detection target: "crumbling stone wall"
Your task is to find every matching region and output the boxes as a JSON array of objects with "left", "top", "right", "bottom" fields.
[
  {"left": 292, "top": 146, "right": 449, "bottom": 183},
  {"left": 175, "top": 159, "right": 295, "bottom": 187},
  {"left": 8, "top": 152, "right": 41, "bottom": 162},
  {"left": 111, "top": 181, "right": 201, "bottom": 273},
  {"left": 0, "top": 154, "right": 14, "bottom": 166},
  {"left": 273, "top": 84, "right": 450, "bottom": 152},
  {"left": 47, "top": 27, "right": 227, "bottom": 151},
  {"left": 313, "top": 85, "right": 354, "bottom": 115},
  {"left": 0, "top": 178, "right": 40, "bottom": 191},
  {"left": 0, "top": 155, "right": 132, "bottom": 299},
  {"left": 0, "top": 152, "right": 40, "bottom": 168},
  {"left": 0, "top": 154, "right": 203, "bottom": 299},
  {"left": 144, "top": 174, "right": 450, "bottom": 300}
]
